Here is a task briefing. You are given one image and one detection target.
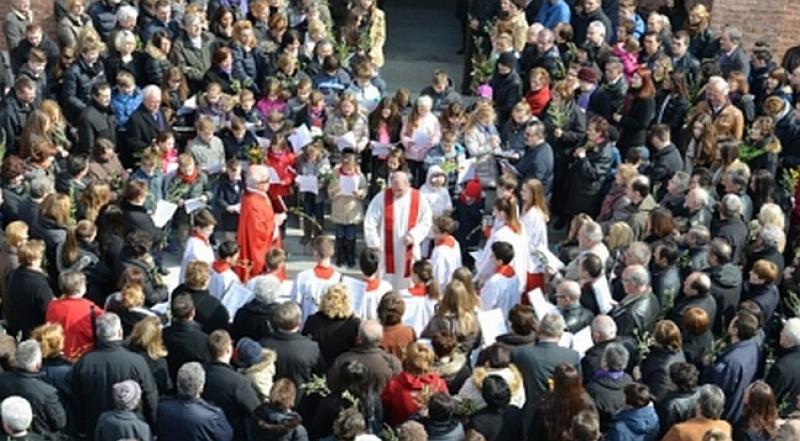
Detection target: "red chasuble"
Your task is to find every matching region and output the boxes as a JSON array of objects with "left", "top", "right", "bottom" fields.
[{"left": 236, "top": 190, "right": 278, "bottom": 281}]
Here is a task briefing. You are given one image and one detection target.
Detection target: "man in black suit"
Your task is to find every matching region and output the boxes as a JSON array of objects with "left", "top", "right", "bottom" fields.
[
  {"left": 124, "top": 85, "right": 167, "bottom": 168},
  {"left": 163, "top": 294, "right": 211, "bottom": 385}
]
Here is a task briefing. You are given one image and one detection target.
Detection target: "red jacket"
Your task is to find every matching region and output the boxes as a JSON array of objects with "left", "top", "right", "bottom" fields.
[
  {"left": 46, "top": 297, "right": 104, "bottom": 361},
  {"left": 380, "top": 371, "right": 449, "bottom": 426},
  {"left": 266, "top": 150, "right": 297, "bottom": 198}
]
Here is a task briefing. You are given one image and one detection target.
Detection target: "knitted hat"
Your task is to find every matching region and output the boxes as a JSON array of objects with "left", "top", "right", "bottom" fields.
[
  {"left": 112, "top": 380, "right": 142, "bottom": 411},
  {"left": 497, "top": 52, "right": 517, "bottom": 70},
  {"left": 235, "top": 337, "right": 264, "bottom": 368},
  {"left": 577, "top": 67, "right": 599, "bottom": 84},
  {"left": 477, "top": 84, "right": 493, "bottom": 99},
  {"left": 462, "top": 179, "right": 482, "bottom": 201}
]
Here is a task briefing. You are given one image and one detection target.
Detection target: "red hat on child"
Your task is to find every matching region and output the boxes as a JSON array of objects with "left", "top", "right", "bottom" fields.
[{"left": 463, "top": 179, "right": 482, "bottom": 201}]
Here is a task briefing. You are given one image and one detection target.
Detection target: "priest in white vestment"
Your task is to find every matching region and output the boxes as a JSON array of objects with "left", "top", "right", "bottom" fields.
[{"left": 364, "top": 170, "right": 433, "bottom": 290}]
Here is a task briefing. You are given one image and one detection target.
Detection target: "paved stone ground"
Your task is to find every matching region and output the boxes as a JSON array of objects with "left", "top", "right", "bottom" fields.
[{"left": 162, "top": 0, "right": 466, "bottom": 290}]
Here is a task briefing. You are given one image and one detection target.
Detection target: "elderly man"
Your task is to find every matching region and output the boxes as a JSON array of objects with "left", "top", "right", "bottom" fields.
[
  {"left": 586, "top": 343, "right": 633, "bottom": 430},
  {"left": 581, "top": 315, "right": 636, "bottom": 383},
  {"left": 713, "top": 194, "right": 748, "bottom": 263},
  {"left": 123, "top": 85, "right": 166, "bottom": 166},
  {"left": 563, "top": 220, "right": 608, "bottom": 281},
  {"left": 231, "top": 274, "right": 281, "bottom": 341},
  {"left": 237, "top": 165, "right": 282, "bottom": 282},
  {"left": 157, "top": 362, "right": 233, "bottom": 441},
  {"left": 1, "top": 397, "right": 37, "bottom": 440},
  {"left": 571, "top": 0, "right": 612, "bottom": 45},
  {"left": 327, "top": 320, "right": 402, "bottom": 393},
  {"left": 718, "top": 26, "right": 750, "bottom": 78},
  {"left": 512, "top": 312, "right": 580, "bottom": 436},
  {"left": 694, "top": 76, "right": 745, "bottom": 139},
  {"left": 668, "top": 271, "right": 717, "bottom": 326},
  {"left": 609, "top": 265, "right": 660, "bottom": 338},
  {"left": 530, "top": 28, "right": 563, "bottom": 81},
  {"left": 684, "top": 187, "right": 712, "bottom": 229},
  {"left": 556, "top": 280, "right": 595, "bottom": 333},
  {"left": 169, "top": 12, "right": 214, "bottom": 94},
  {"left": 0, "top": 340, "right": 65, "bottom": 438},
  {"left": 661, "top": 385, "right": 732, "bottom": 441},
  {"left": 364, "top": 170, "right": 433, "bottom": 289},
  {"left": 767, "top": 318, "right": 800, "bottom": 415},
  {"left": 71, "top": 313, "right": 158, "bottom": 440},
  {"left": 744, "top": 224, "right": 785, "bottom": 278}
]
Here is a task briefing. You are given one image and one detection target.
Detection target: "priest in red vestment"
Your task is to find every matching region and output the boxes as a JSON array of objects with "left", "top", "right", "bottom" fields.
[
  {"left": 236, "top": 165, "right": 283, "bottom": 281},
  {"left": 364, "top": 170, "right": 433, "bottom": 289}
]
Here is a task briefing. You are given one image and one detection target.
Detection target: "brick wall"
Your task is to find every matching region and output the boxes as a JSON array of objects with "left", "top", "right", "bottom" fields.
[{"left": 0, "top": 0, "right": 58, "bottom": 51}]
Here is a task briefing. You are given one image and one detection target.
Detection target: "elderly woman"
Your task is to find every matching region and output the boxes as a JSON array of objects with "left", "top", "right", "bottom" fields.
[
  {"left": 169, "top": 12, "right": 213, "bottom": 94},
  {"left": 302, "top": 283, "right": 361, "bottom": 367},
  {"left": 381, "top": 342, "right": 449, "bottom": 426},
  {"left": 171, "top": 261, "right": 230, "bottom": 334},
  {"left": 105, "top": 30, "right": 143, "bottom": 85},
  {"left": 231, "top": 275, "right": 282, "bottom": 342},
  {"left": 640, "top": 320, "right": 686, "bottom": 401}
]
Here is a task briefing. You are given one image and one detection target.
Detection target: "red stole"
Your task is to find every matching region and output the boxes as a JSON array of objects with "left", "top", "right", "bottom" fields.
[
  {"left": 384, "top": 189, "right": 420, "bottom": 277},
  {"left": 313, "top": 265, "right": 335, "bottom": 279},
  {"left": 408, "top": 284, "right": 427, "bottom": 296},
  {"left": 497, "top": 264, "right": 515, "bottom": 278}
]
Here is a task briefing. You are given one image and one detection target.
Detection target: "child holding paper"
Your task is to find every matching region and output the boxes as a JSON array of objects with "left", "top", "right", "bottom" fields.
[
  {"left": 179, "top": 208, "right": 217, "bottom": 283},
  {"left": 430, "top": 216, "right": 462, "bottom": 287},
  {"left": 213, "top": 159, "right": 244, "bottom": 242},
  {"left": 329, "top": 150, "right": 367, "bottom": 268},
  {"left": 324, "top": 92, "right": 369, "bottom": 162},
  {"left": 187, "top": 117, "right": 226, "bottom": 175},
  {"left": 129, "top": 148, "right": 165, "bottom": 213},
  {"left": 401, "top": 95, "right": 442, "bottom": 186},
  {"left": 423, "top": 130, "right": 467, "bottom": 196},
  {"left": 266, "top": 135, "right": 297, "bottom": 239},
  {"left": 367, "top": 97, "right": 403, "bottom": 175},
  {"left": 165, "top": 153, "right": 214, "bottom": 250},
  {"left": 399, "top": 260, "right": 441, "bottom": 335},
  {"left": 292, "top": 236, "right": 342, "bottom": 322},
  {"left": 296, "top": 142, "right": 331, "bottom": 245},
  {"left": 480, "top": 241, "right": 521, "bottom": 317}
]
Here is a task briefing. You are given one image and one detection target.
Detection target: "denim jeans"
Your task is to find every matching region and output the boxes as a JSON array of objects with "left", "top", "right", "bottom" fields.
[
  {"left": 302, "top": 193, "right": 325, "bottom": 227},
  {"left": 335, "top": 224, "right": 358, "bottom": 240}
]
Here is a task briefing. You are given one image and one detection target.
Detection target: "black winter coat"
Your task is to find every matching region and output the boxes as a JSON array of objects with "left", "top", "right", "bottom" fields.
[
  {"left": 125, "top": 106, "right": 168, "bottom": 166},
  {"left": 171, "top": 284, "right": 230, "bottom": 333},
  {"left": 489, "top": 70, "right": 522, "bottom": 125},
  {"left": 563, "top": 143, "right": 613, "bottom": 218},
  {"left": 618, "top": 96, "right": 655, "bottom": 153},
  {"left": 77, "top": 100, "right": 117, "bottom": 154},
  {"left": 766, "top": 346, "right": 800, "bottom": 415},
  {"left": 581, "top": 337, "right": 637, "bottom": 384},
  {"left": 231, "top": 299, "right": 277, "bottom": 342},
  {"left": 705, "top": 263, "right": 743, "bottom": 335},
  {"left": 0, "top": 94, "right": 34, "bottom": 155},
  {"left": 104, "top": 52, "right": 145, "bottom": 89},
  {"left": 202, "top": 361, "right": 262, "bottom": 441},
  {"left": 0, "top": 370, "right": 66, "bottom": 438},
  {"left": 301, "top": 313, "right": 360, "bottom": 367},
  {"left": 252, "top": 403, "right": 309, "bottom": 441},
  {"left": 543, "top": 100, "right": 586, "bottom": 156},
  {"left": 156, "top": 396, "right": 233, "bottom": 441},
  {"left": 128, "top": 346, "right": 173, "bottom": 396},
  {"left": 571, "top": 8, "right": 613, "bottom": 44},
  {"left": 163, "top": 320, "right": 211, "bottom": 384},
  {"left": 5, "top": 267, "right": 54, "bottom": 339},
  {"left": 213, "top": 173, "right": 243, "bottom": 232},
  {"left": 649, "top": 144, "right": 683, "bottom": 183},
  {"left": 259, "top": 331, "right": 326, "bottom": 397},
  {"left": 120, "top": 201, "right": 162, "bottom": 244},
  {"left": 113, "top": 254, "right": 169, "bottom": 306},
  {"left": 656, "top": 389, "right": 699, "bottom": 436},
  {"left": 586, "top": 373, "right": 634, "bottom": 431},
  {"left": 656, "top": 93, "right": 690, "bottom": 146},
  {"left": 61, "top": 58, "right": 107, "bottom": 123},
  {"left": 560, "top": 304, "right": 594, "bottom": 333},
  {"left": 94, "top": 409, "right": 152, "bottom": 441},
  {"left": 71, "top": 341, "right": 159, "bottom": 439},
  {"left": 668, "top": 293, "right": 717, "bottom": 329},
  {"left": 683, "top": 330, "right": 713, "bottom": 370},
  {"left": 467, "top": 406, "right": 524, "bottom": 441},
  {"left": 640, "top": 348, "right": 686, "bottom": 401}
]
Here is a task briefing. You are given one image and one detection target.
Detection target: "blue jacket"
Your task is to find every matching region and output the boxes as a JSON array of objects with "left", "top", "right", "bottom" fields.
[
  {"left": 515, "top": 142, "right": 554, "bottom": 198},
  {"left": 130, "top": 167, "right": 165, "bottom": 212},
  {"left": 87, "top": 1, "right": 118, "bottom": 39},
  {"left": 111, "top": 86, "right": 143, "bottom": 129},
  {"left": 705, "top": 338, "right": 760, "bottom": 422},
  {"left": 156, "top": 396, "right": 233, "bottom": 441},
  {"left": 536, "top": 0, "right": 571, "bottom": 29},
  {"left": 607, "top": 405, "right": 660, "bottom": 441}
]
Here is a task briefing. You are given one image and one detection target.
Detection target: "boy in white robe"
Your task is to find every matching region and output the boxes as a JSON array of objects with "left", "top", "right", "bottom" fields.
[
  {"left": 350, "top": 249, "right": 393, "bottom": 320},
  {"left": 179, "top": 209, "right": 217, "bottom": 283},
  {"left": 292, "top": 236, "right": 342, "bottom": 322},
  {"left": 429, "top": 215, "right": 461, "bottom": 288},
  {"left": 480, "top": 241, "right": 521, "bottom": 317},
  {"left": 247, "top": 248, "right": 293, "bottom": 302},
  {"left": 209, "top": 241, "right": 252, "bottom": 318}
]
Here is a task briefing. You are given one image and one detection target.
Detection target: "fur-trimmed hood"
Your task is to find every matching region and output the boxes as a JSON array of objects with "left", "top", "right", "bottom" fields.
[{"left": 470, "top": 364, "right": 524, "bottom": 397}]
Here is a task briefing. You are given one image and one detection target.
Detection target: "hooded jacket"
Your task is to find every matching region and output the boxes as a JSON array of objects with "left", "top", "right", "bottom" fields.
[
  {"left": 420, "top": 165, "right": 453, "bottom": 217},
  {"left": 252, "top": 403, "right": 308, "bottom": 441},
  {"left": 705, "top": 263, "right": 742, "bottom": 335},
  {"left": 607, "top": 404, "right": 660, "bottom": 441},
  {"left": 381, "top": 371, "right": 449, "bottom": 426}
]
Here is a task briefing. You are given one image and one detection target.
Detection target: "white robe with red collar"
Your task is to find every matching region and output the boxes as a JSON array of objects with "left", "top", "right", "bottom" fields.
[
  {"left": 357, "top": 278, "right": 394, "bottom": 320},
  {"left": 481, "top": 266, "right": 521, "bottom": 318},
  {"left": 180, "top": 236, "right": 215, "bottom": 283},
  {"left": 475, "top": 224, "right": 529, "bottom": 291},
  {"left": 291, "top": 266, "right": 342, "bottom": 322},
  {"left": 430, "top": 236, "right": 462, "bottom": 288},
  {"left": 398, "top": 287, "right": 437, "bottom": 336},
  {"left": 364, "top": 188, "right": 433, "bottom": 290}
]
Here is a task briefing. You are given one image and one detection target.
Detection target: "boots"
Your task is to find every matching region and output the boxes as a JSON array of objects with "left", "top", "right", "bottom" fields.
[
  {"left": 300, "top": 220, "right": 313, "bottom": 245},
  {"left": 334, "top": 237, "right": 345, "bottom": 267}
]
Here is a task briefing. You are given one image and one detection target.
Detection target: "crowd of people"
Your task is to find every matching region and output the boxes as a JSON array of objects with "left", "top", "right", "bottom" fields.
[{"left": 1, "top": 0, "right": 800, "bottom": 440}]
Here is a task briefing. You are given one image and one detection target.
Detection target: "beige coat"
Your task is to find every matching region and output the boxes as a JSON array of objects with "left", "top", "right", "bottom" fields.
[
  {"left": 368, "top": 9, "right": 387, "bottom": 67},
  {"left": 330, "top": 166, "right": 368, "bottom": 225}
]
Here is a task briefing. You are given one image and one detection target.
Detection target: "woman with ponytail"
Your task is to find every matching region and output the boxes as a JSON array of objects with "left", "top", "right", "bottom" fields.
[
  {"left": 399, "top": 260, "right": 440, "bottom": 335},
  {"left": 422, "top": 280, "right": 482, "bottom": 355}
]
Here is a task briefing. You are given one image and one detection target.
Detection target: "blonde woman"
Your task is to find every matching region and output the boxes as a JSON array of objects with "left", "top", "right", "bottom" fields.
[
  {"left": 126, "top": 316, "right": 172, "bottom": 395},
  {"left": 463, "top": 103, "right": 501, "bottom": 194},
  {"left": 231, "top": 20, "right": 260, "bottom": 93},
  {"left": 0, "top": 221, "right": 28, "bottom": 302},
  {"left": 323, "top": 92, "right": 370, "bottom": 158},
  {"left": 301, "top": 283, "right": 361, "bottom": 366},
  {"left": 401, "top": 95, "right": 442, "bottom": 185},
  {"left": 598, "top": 163, "right": 639, "bottom": 226},
  {"left": 31, "top": 323, "right": 72, "bottom": 406},
  {"left": 422, "top": 280, "right": 482, "bottom": 354}
]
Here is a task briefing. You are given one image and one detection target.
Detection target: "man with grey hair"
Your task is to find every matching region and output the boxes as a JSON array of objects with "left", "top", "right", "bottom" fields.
[
  {"left": 71, "top": 312, "right": 159, "bottom": 438},
  {"left": 609, "top": 265, "right": 660, "bottom": 337},
  {"left": 661, "top": 384, "right": 731, "bottom": 439},
  {"left": 571, "top": 0, "right": 612, "bottom": 45},
  {"left": 685, "top": 187, "right": 712, "bottom": 230},
  {"left": 718, "top": 26, "right": 750, "bottom": 78},
  {"left": 582, "top": 315, "right": 636, "bottom": 384},
  {"left": 1, "top": 396, "right": 34, "bottom": 439},
  {"left": 157, "top": 362, "right": 233, "bottom": 441},
  {"left": 512, "top": 311, "right": 580, "bottom": 434},
  {"left": 696, "top": 75, "right": 745, "bottom": 140},
  {"left": 260, "top": 302, "right": 325, "bottom": 399},
  {"left": 95, "top": 380, "right": 152, "bottom": 441},
  {"left": 586, "top": 343, "right": 633, "bottom": 429},
  {"left": 237, "top": 164, "right": 282, "bottom": 280},
  {"left": 668, "top": 271, "right": 716, "bottom": 326},
  {"left": 231, "top": 274, "right": 282, "bottom": 341},
  {"left": 0, "top": 340, "right": 65, "bottom": 438},
  {"left": 715, "top": 193, "right": 748, "bottom": 263},
  {"left": 744, "top": 223, "right": 785, "bottom": 277},
  {"left": 563, "top": 220, "right": 609, "bottom": 281},
  {"left": 169, "top": 12, "right": 213, "bottom": 91},
  {"left": 326, "top": 320, "right": 401, "bottom": 393},
  {"left": 124, "top": 84, "right": 167, "bottom": 167},
  {"left": 45, "top": 271, "right": 96, "bottom": 359},
  {"left": 555, "top": 280, "right": 595, "bottom": 333},
  {"left": 766, "top": 318, "right": 800, "bottom": 413}
]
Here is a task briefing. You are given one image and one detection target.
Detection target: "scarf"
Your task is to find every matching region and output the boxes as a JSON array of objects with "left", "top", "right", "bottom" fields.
[
  {"left": 525, "top": 87, "right": 551, "bottom": 117},
  {"left": 191, "top": 232, "right": 210, "bottom": 246},
  {"left": 497, "top": 264, "right": 515, "bottom": 277},
  {"left": 212, "top": 260, "right": 231, "bottom": 273},
  {"left": 408, "top": 284, "right": 427, "bottom": 296},
  {"left": 179, "top": 167, "right": 199, "bottom": 184},
  {"left": 592, "top": 369, "right": 626, "bottom": 381}
]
